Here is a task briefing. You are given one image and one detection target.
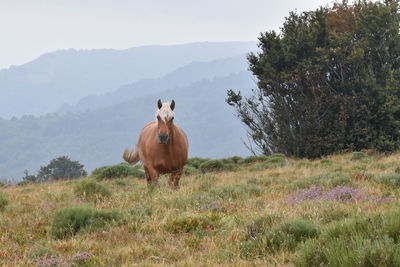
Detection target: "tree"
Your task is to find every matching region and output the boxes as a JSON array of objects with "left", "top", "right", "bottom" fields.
[
  {"left": 227, "top": 0, "right": 400, "bottom": 158},
  {"left": 22, "top": 170, "right": 38, "bottom": 183},
  {"left": 35, "top": 156, "right": 87, "bottom": 182}
]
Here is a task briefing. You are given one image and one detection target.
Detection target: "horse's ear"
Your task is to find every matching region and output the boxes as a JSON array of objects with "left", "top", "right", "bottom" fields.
[
  {"left": 157, "top": 99, "right": 162, "bottom": 109},
  {"left": 170, "top": 100, "right": 175, "bottom": 111}
]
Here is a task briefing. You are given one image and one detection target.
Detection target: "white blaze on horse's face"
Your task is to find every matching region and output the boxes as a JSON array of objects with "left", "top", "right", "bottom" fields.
[{"left": 156, "top": 99, "right": 175, "bottom": 144}]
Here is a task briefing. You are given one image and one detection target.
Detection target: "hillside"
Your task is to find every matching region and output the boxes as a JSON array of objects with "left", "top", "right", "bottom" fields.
[
  {"left": 58, "top": 54, "right": 249, "bottom": 113},
  {"left": 0, "top": 72, "right": 253, "bottom": 181},
  {"left": 1, "top": 152, "right": 400, "bottom": 265},
  {"left": 0, "top": 41, "right": 256, "bottom": 118}
]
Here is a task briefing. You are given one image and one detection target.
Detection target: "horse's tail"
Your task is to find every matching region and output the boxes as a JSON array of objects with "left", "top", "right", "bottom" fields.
[{"left": 123, "top": 147, "right": 140, "bottom": 165}]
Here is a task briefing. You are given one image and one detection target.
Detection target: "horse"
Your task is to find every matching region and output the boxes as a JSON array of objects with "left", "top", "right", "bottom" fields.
[{"left": 123, "top": 99, "right": 189, "bottom": 189}]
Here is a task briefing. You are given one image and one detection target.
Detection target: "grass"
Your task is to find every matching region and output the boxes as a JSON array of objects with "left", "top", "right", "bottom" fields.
[
  {"left": 74, "top": 179, "right": 111, "bottom": 201},
  {"left": 0, "top": 191, "right": 8, "bottom": 211},
  {"left": 1, "top": 152, "right": 400, "bottom": 265},
  {"left": 293, "top": 211, "right": 400, "bottom": 266}
]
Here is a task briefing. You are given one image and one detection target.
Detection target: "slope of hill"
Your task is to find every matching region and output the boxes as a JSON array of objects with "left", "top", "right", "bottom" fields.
[
  {"left": 0, "top": 71, "right": 254, "bottom": 180},
  {"left": 0, "top": 42, "right": 256, "bottom": 118},
  {"left": 1, "top": 152, "right": 399, "bottom": 265},
  {"left": 58, "top": 54, "right": 249, "bottom": 113}
]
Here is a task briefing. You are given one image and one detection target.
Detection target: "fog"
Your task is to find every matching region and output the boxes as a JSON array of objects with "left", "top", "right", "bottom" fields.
[{"left": 0, "top": 0, "right": 331, "bottom": 69}]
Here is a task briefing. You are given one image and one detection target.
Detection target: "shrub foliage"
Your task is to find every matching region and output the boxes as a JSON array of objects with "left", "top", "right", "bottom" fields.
[
  {"left": 50, "top": 207, "right": 123, "bottom": 239},
  {"left": 92, "top": 163, "right": 144, "bottom": 180}
]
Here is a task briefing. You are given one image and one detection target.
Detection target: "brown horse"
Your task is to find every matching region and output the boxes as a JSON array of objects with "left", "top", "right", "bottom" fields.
[{"left": 123, "top": 99, "right": 189, "bottom": 189}]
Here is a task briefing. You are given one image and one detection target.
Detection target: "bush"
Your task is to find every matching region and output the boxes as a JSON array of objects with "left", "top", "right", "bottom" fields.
[
  {"left": 50, "top": 207, "right": 123, "bottom": 239},
  {"left": 74, "top": 180, "right": 111, "bottom": 200},
  {"left": 223, "top": 156, "right": 243, "bottom": 164},
  {"left": 293, "top": 212, "right": 400, "bottom": 266},
  {"left": 240, "top": 219, "right": 319, "bottom": 258},
  {"left": 199, "top": 159, "right": 237, "bottom": 173},
  {"left": 183, "top": 165, "right": 199, "bottom": 176},
  {"left": 93, "top": 163, "right": 144, "bottom": 180},
  {"left": 0, "top": 191, "right": 9, "bottom": 211},
  {"left": 239, "top": 155, "right": 269, "bottom": 164},
  {"left": 377, "top": 174, "right": 400, "bottom": 188},
  {"left": 165, "top": 213, "right": 220, "bottom": 233},
  {"left": 266, "top": 154, "right": 286, "bottom": 167},
  {"left": 185, "top": 157, "right": 210, "bottom": 169}
]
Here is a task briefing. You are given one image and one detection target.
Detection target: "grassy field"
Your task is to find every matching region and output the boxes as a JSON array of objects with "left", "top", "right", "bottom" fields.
[{"left": 1, "top": 152, "right": 400, "bottom": 266}]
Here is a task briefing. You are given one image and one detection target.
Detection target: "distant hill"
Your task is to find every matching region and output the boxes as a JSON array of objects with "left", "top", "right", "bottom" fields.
[
  {"left": 0, "top": 71, "right": 254, "bottom": 181},
  {"left": 58, "top": 54, "right": 249, "bottom": 113},
  {"left": 0, "top": 42, "right": 256, "bottom": 119}
]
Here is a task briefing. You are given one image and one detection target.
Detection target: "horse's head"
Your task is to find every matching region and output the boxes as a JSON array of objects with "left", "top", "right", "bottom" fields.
[{"left": 156, "top": 99, "right": 175, "bottom": 144}]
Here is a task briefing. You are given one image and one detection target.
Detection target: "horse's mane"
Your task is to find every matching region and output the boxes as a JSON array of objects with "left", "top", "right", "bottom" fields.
[{"left": 156, "top": 102, "right": 175, "bottom": 122}]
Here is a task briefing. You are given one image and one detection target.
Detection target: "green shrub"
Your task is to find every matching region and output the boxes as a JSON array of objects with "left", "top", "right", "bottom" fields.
[
  {"left": 351, "top": 152, "right": 368, "bottom": 160},
  {"left": 199, "top": 159, "right": 224, "bottom": 173},
  {"left": 240, "top": 219, "right": 319, "bottom": 258},
  {"left": 185, "top": 157, "right": 210, "bottom": 169},
  {"left": 199, "top": 160, "right": 225, "bottom": 173},
  {"left": 223, "top": 156, "right": 243, "bottom": 164},
  {"left": 208, "top": 184, "right": 263, "bottom": 200},
  {"left": 0, "top": 191, "right": 9, "bottom": 211},
  {"left": 165, "top": 213, "right": 220, "bottom": 233},
  {"left": 265, "top": 155, "right": 286, "bottom": 167},
  {"left": 183, "top": 165, "right": 199, "bottom": 176},
  {"left": 239, "top": 155, "right": 269, "bottom": 164},
  {"left": 291, "top": 172, "right": 352, "bottom": 190},
  {"left": 74, "top": 180, "right": 111, "bottom": 200},
  {"left": 0, "top": 181, "right": 5, "bottom": 187},
  {"left": 50, "top": 207, "right": 123, "bottom": 239},
  {"left": 293, "top": 211, "right": 400, "bottom": 267},
  {"left": 93, "top": 163, "right": 144, "bottom": 180},
  {"left": 377, "top": 174, "right": 400, "bottom": 188}
]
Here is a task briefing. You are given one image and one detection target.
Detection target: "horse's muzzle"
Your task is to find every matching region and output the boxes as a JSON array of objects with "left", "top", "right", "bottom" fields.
[{"left": 158, "top": 134, "right": 169, "bottom": 144}]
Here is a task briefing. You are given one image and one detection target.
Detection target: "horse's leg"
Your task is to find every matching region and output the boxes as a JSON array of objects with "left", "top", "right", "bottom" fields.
[
  {"left": 144, "top": 166, "right": 159, "bottom": 185},
  {"left": 168, "top": 168, "right": 183, "bottom": 190},
  {"left": 144, "top": 166, "right": 152, "bottom": 184}
]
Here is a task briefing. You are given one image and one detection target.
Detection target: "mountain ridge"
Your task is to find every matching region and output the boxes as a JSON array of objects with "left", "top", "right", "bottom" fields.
[{"left": 0, "top": 41, "right": 256, "bottom": 118}]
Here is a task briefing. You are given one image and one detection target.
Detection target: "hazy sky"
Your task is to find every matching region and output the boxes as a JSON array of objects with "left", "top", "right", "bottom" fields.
[{"left": 0, "top": 0, "right": 332, "bottom": 69}]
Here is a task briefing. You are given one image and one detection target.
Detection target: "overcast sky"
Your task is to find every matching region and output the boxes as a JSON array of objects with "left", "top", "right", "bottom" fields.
[{"left": 0, "top": 0, "right": 332, "bottom": 69}]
